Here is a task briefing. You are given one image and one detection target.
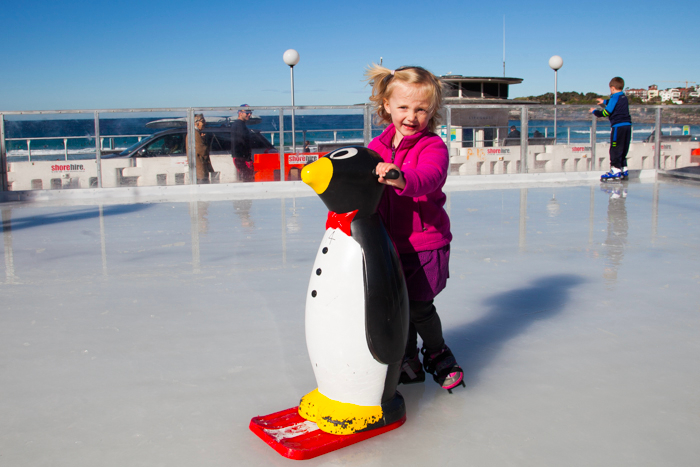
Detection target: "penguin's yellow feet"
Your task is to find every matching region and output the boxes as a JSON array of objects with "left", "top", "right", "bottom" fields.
[
  {"left": 298, "top": 388, "right": 384, "bottom": 435},
  {"left": 317, "top": 399, "right": 384, "bottom": 435},
  {"left": 298, "top": 388, "right": 322, "bottom": 422}
]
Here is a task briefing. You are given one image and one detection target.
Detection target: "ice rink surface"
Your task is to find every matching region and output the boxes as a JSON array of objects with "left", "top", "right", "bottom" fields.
[{"left": 2, "top": 177, "right": 699, "bottom": 466}]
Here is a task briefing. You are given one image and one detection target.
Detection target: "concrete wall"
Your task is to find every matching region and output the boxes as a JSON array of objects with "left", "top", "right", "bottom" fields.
[{"left": 6, "top": 155, "right": 239, "bottom": 191}]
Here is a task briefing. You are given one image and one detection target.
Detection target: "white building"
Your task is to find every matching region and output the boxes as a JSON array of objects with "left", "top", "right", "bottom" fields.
[
  {"left": 659, "top": 88, "right": 682, "bottom": 104},
  {"left": 647, "top": 85, "right": 659, "bottom": 100},
  {"left": 626, "top": 88, "right": 647, "bottom": 100}
]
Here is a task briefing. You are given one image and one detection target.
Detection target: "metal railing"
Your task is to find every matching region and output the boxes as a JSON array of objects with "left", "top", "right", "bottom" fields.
[{"left": 4, "top": 134, "right": 151, "bottom": 161}]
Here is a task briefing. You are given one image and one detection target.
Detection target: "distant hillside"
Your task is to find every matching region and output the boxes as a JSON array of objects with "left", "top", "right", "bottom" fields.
[
  {"left": 514, "top": 91, "right": 654, "bottom": 105},
  {"left": 513, "top": 92, "right": 606, "bottom": 105}
]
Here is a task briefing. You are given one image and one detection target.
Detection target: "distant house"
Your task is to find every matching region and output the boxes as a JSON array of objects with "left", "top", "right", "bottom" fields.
[
  {"left": 647, "top": 85, "right": 659, "bottom": 101},
  {"left": 659, "top": 88, "right": 682, "bottom": 104},
  {"left": 625, "top": 88, "right": 647, "bottom": 100}
]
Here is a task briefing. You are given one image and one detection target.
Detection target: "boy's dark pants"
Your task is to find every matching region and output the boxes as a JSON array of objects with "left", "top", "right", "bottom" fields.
[{"left": 610, "top": 125, "right": 631, "bottom": 170}]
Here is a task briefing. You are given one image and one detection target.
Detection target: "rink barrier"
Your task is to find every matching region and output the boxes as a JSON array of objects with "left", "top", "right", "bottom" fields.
[
  {"left": 6, "top": 141, "right": 697, "bottom": 190},
  {"left": 2, "top": 104, "right": 699, "bottom": 192}
]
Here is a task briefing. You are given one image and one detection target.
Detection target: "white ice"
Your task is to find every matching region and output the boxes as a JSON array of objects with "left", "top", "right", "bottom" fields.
[{"left": 1, "top": 177, "right": 699, "bottom": 466}]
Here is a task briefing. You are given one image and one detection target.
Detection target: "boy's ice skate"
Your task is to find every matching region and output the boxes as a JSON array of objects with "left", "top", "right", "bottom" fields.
[
  {"left": 399, "top": 350, "right": 425, "bottom": 385},
  {"left": 600, "top": 169, "right": 622, "bottom": 182},
  {"left": 421, "top": 346, "right": 465, "bottom": 393}
]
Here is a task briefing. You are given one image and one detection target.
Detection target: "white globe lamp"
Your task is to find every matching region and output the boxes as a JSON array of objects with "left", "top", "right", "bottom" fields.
[{"left": 548, "top": 55, "right": 563, "bottom": 71}]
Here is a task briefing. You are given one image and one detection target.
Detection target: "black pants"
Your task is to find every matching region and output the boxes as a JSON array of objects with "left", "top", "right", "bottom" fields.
[
  {"left": 405, "top": 299, "right": 445, "bottom": 358},
  {"left": 610, "top": 125, "right": 631, "bottom": 170}
]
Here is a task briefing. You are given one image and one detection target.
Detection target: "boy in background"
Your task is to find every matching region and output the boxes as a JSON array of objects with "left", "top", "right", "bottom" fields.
[{"left": 591, "top": 77, "right": 632, "bottom": 181}]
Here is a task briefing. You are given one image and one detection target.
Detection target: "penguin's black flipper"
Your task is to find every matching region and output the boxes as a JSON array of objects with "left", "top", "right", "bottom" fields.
[{"left": 352, "top": 215, "right": 409, "bottom": 365}]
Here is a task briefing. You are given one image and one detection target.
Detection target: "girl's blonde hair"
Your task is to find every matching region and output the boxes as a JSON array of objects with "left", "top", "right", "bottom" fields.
[{"left": 365, "top": 64, "right": 444, "bottom": 133}]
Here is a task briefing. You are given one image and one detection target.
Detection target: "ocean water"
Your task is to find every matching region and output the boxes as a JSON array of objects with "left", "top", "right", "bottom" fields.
[{"left": 4, "top": 114, "right": 699, "bottom": 162}]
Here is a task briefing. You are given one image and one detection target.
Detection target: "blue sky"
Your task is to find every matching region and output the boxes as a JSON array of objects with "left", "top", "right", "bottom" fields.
[{"left": 2, "top": 0, "right": 698, "bottom": 111}]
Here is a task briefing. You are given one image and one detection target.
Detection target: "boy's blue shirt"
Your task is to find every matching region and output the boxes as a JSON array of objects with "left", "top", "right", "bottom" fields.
[{"left": 592, "top": 91, "right": 632, "bottom": 127}]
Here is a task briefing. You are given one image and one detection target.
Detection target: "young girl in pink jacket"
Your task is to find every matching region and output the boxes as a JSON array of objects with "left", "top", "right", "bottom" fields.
[{"left": 366, "top": 64, "right": 464, "bottom": 393}]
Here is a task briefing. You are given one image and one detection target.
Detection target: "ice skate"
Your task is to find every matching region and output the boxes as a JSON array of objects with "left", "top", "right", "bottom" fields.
[
  {"left": 398, "top": 350, "right": 425, "bottom": 385},
  {"left": 600, "top": 169, "right": 622, "bottom": 182},
  {"left": 421, "top": 346, "right": 465, "bottom": 393}
]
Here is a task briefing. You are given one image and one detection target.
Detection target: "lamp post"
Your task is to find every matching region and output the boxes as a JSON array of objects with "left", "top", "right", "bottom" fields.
[
  {"left": 549, "top": 55, "right": 563, "bottom": 144},
  {"left": 283, "top": 49, "right": 300, "bottom": 154}
]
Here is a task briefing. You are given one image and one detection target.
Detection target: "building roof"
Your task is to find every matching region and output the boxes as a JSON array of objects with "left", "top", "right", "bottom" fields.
[
  {"left": 439, "top": 75, "right": 523, "bottom": 85},
  {"left": 438, "top": 75, "right": 529, "bottom": 104}
]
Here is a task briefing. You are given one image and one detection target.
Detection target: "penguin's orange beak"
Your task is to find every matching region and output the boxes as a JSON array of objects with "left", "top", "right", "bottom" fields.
[{"left": 301, "top": 157, "right": 333, "bottom": 194}]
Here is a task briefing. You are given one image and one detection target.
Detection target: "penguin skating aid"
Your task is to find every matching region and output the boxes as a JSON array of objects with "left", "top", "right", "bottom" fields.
[{"left": 249, "top": 147, "right": 409, "bottom": 459}]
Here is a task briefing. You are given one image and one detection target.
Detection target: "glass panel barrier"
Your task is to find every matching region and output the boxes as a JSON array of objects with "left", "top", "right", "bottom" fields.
[
  {"left": 288, "top": 107, "right": 365, "bottom": 153},
  {"left": 98, "top": 111, "right": 187, "bottom": 188},
  {"left": 625, "top": 105, "right": 658, "bottom": 171},
  {"left": 2, "top": 104, "right": 699, "bottom": 191},
  {"left": 242, "top": 106, "right": 364, "bottom": 182},
  {"left": 442, "top": 105, "right": 524, "bottom": 175},
  {"left": 629, "top": 105, "right": 657, "bottom": 144},
  {"left": 4, "top": 112, "right": 97, "bottom": 191},
  {"left": 198, "top": 107, "right": 282, "bottom": 183},
  {"left": 655, "top": 105, "right": 700, "bottom": 170},
  {"left": 529, "top": 105, "right": 595, "bottom": 173},
  {"left": 440, "top": 105, "right": 700, "bottom": 176}
]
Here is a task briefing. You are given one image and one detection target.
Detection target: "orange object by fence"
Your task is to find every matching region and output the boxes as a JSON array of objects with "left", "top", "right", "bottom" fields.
[
  {"left": 254, "top": 153, "right": 326, "bottom": 182},
  {"left": 691, "top": 147, "right": 700, "bottom": 164}
]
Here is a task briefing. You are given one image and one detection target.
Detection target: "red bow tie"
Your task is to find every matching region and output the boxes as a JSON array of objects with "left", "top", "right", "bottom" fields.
[{"left": 326, "top": 210, "right": 358, "bottom": 236}]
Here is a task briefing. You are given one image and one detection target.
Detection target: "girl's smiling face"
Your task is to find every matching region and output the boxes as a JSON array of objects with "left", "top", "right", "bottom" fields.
[{"left": 383, "top": 81, "right": 432, "bottom": 146}]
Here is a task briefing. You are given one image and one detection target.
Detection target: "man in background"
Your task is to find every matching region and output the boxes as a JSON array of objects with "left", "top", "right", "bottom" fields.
[
  {"left": 231, "top": 104, "right": 254, "bottom": 182},
  {"left": 505, "top": 125, "right": 521, "bottom": 146}
]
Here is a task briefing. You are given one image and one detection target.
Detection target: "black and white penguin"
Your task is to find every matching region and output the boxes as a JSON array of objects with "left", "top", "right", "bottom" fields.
[{"left": 298, "top": 146, "right": 409, "bottom": 435}]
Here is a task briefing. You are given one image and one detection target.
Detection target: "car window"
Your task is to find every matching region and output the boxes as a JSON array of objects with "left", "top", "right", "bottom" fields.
[
  {"left": 140, "top": 134, "right": 185, "bottom": 157},
  {"left": 119, "top": 134, "right": 155, "bottom": 156},
  {"left": 209, "top": 131, "right": 230, "bottom": 152}
]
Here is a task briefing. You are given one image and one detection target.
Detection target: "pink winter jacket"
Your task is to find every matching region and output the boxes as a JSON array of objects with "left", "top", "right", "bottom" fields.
[{"left": 368, "top": 124, "right": 452, "bottom": 254}]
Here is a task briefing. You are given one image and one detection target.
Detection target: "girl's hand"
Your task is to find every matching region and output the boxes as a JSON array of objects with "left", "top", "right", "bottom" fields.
[{"left": 376, "top": 162, "right": 406, "bottom": 190}]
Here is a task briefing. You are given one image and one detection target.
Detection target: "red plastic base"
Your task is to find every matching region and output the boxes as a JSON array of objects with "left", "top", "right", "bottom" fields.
[{"left": 249, "top": 406, "right": 406, "bottom": 460}]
